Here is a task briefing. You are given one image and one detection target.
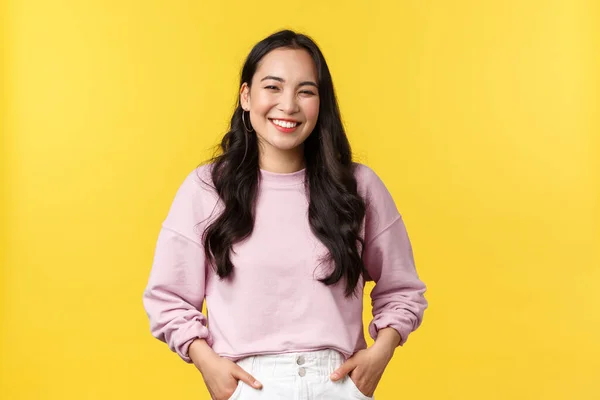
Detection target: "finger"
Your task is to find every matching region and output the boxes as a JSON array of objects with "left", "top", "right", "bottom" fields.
[
  {"left": 330, "top": 360, "right": 356, "bottom": 381},
  {"left": 232, "top": 366, "right": 263, "bottom": 389}
]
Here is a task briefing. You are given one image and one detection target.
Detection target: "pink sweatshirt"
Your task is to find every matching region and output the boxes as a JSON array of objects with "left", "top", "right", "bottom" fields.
[{"left": 143, "top": 163, "right": 427, "bottom": 363}]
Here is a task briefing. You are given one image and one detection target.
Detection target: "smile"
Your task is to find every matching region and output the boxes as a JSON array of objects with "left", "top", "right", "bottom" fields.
[
  {"left": 270, "top": 119, "right": 300, "bottom": 128},
  {"left": 268, "top": 118, "right": 301, "bottom": 133}
]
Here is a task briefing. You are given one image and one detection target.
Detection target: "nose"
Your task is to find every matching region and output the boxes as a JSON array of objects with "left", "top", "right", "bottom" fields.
[{"left": 278, "top": 91, "right": 299, "bottom": 114}]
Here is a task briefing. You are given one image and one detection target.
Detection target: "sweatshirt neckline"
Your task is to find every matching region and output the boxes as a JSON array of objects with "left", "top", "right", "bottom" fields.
[{"left": 259, "top": 168, "right": 306, "bottom": 186}]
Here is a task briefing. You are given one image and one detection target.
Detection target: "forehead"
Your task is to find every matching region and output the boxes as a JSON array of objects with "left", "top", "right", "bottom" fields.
[{"left": 254, "top": 48, "right": 318, "bottom": 82}]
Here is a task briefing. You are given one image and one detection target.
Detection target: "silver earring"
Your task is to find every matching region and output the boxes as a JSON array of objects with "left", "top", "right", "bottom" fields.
[{"left": 241, "top": 110, "right": 254, "bottom": 133}]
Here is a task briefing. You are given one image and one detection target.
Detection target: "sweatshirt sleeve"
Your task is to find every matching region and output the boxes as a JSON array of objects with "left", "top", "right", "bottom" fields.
[
  {"left": 142, "top": 171, "right": 213, "bottom": 363},
  {"left": 361, "top": 168, "right": 428, "bottom": 346}
]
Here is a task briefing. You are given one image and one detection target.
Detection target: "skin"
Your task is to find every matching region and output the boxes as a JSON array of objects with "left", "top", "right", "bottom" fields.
[
  {"left": 239, "top": 47, "right": 320, "bottom": 174},
  {"left": 189, "top": 47, "right": 400, "bottom": 399},
  {"left": 190, "top": 339, "right": 262, "bottom": 400},
  {"left": 329, "top": 327, "right": 402, "bottom": 397},
  {"left": 189, "top": 329, "right": 401, "bottom": 399}
]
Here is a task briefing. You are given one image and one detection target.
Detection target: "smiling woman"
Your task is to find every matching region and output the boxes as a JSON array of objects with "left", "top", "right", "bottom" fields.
[
  {"left": 239, "top": 48, "right": 320, "bottom": 171},
  {"left": 142, "top": 29, "right": 428, "bottom": 400}
]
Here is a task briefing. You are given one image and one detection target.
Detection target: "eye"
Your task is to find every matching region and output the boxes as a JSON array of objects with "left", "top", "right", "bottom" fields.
[
  {"left": 264, "top": 85, "right": 279, "bottom": 90},
  {"left": 300, "top": 90, "right": 316, "bottom": 95}
]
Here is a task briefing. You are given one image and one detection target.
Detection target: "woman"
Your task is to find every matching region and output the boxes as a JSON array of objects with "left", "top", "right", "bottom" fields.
[{"left": 143, "top": 29, "right": 428, "bottom": 400}]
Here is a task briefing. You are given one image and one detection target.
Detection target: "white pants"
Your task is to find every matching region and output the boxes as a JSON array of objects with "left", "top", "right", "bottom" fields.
[{"left": 228, "top": 349, "right": 374, "bottom": 400}]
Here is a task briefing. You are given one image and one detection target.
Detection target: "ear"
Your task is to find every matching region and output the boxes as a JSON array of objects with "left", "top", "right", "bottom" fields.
[{"left": 240, "top": 83, "right": 250, "bottom": 111}]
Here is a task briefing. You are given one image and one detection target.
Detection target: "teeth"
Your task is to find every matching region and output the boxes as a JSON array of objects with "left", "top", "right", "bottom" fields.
[{"left": 272, "top": 119, "right": 298, "bottom": 128}]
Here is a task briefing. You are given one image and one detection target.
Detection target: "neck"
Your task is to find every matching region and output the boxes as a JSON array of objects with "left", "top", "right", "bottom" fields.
[{"left": 258, "top": 148, "right": 305, "bottom": 174}]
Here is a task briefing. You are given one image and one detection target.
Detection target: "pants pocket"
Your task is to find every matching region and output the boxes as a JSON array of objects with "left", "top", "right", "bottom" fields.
[
  {"left": 346, "top": 376, "right": 374, "bottom": 400},
  {"left": 227, "top": 380, "right": 243, "bottom": 400}
]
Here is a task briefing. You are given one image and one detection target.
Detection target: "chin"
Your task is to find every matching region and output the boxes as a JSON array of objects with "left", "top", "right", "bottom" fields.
[
  {"left": 271, "top": 142, "right": 303, "bottom": 152},
  {"left": 266, "top": 135, "right": 301, "bottom": 147}
]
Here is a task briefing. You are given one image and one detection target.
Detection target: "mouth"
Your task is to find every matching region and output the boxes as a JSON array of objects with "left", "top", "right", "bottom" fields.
[{"left": 268, "top": 118, "right": 301, "bottom": 133}]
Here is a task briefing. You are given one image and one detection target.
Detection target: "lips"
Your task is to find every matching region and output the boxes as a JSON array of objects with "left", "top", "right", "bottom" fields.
[
  {"left": 268, "top": 118, "right": 302, "bottom": 133},
  {"left": 269, "top": 118, "right": 301, "bottom": 128}
]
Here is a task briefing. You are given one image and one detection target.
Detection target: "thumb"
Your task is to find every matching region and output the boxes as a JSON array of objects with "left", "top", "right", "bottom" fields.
[
  {"left": 330, "top": 359, "right": 356, "bottom": 381},
  {"left": 232, "top": 365, "right": 263, "bottom": 389}
]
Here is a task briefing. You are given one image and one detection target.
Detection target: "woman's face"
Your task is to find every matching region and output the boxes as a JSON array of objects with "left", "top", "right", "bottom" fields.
[{"left": 240, "top": 48, "right": 320, "bottom": 166}]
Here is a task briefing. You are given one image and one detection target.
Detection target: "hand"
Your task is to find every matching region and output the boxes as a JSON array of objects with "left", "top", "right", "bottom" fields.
[
  {"left": 329, "top": 328, "right": 400, "bottom": 397},
  {"left": 189, "top": 339, "right": 263, "bottom": 400}
]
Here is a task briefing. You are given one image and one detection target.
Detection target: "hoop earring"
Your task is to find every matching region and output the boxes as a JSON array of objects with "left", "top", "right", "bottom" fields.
[{"left": 242, "top": 110, "right": 254, "bottom": 133}]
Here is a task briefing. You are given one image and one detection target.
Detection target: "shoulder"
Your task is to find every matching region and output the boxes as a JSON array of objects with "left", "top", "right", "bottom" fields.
[
  {"left": 162, "top": 162, "right": 219, "bottom": 231},
  {"left": 176, "top": 162, "right": 218, "bottom": 198},
  {"left": 352, "top": 162, "right": 390, "bottom": 200},
  {"left": 352, "top": 162, "right": 401, "bottom": 232}
]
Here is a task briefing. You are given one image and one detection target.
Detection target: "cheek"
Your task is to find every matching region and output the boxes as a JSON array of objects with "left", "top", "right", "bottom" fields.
[
  {"left": 250, "top": 92, "right": 276, "bottom": 117},
  {"left": 303, "top": 99, "right": 320, "bottom": 123}
]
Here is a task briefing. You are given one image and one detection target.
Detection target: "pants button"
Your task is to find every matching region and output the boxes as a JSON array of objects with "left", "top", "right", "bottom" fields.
[
  {"left": 298, "top": 367, "right": 306, "bottom": 377},
  {"left": 296, "top": 356, "right": 305, "bottom": 365}
]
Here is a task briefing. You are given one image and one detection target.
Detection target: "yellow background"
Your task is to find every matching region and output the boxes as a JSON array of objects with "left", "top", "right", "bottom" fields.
[{"left": 2, "top": 0, "right": 599, "bottom": 399}]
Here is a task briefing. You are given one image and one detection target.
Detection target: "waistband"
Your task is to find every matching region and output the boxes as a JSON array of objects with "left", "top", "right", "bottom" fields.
[{"left": 237, "top": 349, "right": 344, "bottom": 379}]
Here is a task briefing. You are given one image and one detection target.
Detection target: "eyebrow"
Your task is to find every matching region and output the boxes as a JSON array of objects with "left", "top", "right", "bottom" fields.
[{"left": 260, "top": 75, "right": 318, "bottom": 88}]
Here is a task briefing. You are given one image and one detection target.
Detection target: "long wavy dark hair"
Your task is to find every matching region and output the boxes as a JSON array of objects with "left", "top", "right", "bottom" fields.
[{"left": 201, "top": 30, "right": 366, "bottom": 297}]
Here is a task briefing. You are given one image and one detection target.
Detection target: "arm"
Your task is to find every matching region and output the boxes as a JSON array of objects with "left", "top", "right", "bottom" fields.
[
  {"left": 142, "top": 172, "right": 213, "bottom": 363},
  {"left": 330, "top": 167, "right": 428, "bottom": 395},
  {"left": 370, "top": 327, "right": 402, "bottom": 360},
  {"left": 358, "top": 165, "right": 428, "bottom": 347},
  {"left": 143, "top": 227, "right": 212, "bottom": 363},
  {"left": 364, "top": 213, "right": 428, "bottom": 347}
]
